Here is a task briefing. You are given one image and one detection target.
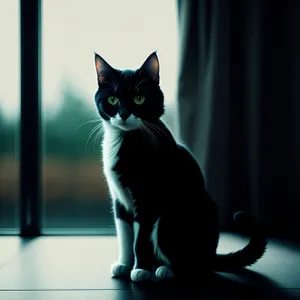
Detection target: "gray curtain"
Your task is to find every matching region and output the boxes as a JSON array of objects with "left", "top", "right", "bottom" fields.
[{"left": 176, "top": 0, "right": 300, "bottom": 233}]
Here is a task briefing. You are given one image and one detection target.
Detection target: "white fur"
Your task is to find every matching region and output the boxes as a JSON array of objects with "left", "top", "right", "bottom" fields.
[
  {"left": 151, "top": 217, "right": 171, "bottom": 265},
  {"left": 110, "top": 114, "right": 142, "bottom": 131},
  {"left": 131, "top": 269, "right": 154, "bottom": 282},
  {"left": 155, "top": 265, "right": 174, "bottom": 281},
  {"left": 111, "top": 262, "right": 131, "bottom": 277},
  {"left": 115, "top": 218, "right": 134, "bottom": 266},
  {"left": 102, "top": 114, "right": 142, "bottom": 211},
  {"left": 102, "top": 114, "right": 142, "bottom": 277}
]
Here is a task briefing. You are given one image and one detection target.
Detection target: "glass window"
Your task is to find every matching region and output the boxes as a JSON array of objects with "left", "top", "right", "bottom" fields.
[
  {"left": 0, "top": 0, "right": 20, "bottom": 234},
  {"left": 42, "top": 0, "right": 178, "bottom": 233}
]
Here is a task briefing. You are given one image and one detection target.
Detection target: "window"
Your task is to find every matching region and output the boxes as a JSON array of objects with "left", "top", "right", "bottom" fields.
[
  {"left": 43, "top": 0, "right": 178, "bottom": 233},
  {"left": 0, "top": 0, "right": 20, "bottom": 234}
]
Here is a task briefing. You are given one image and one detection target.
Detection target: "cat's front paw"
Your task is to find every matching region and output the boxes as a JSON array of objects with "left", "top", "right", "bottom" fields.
[
  {"left": 155, "top": 266, "right": 174, "bottom": 281},
  {"left": 111, "top": 262, "right": 132, "bottom": 278},
  {"left": 130, "top": 269, "right": 154, "bottom": 282}
]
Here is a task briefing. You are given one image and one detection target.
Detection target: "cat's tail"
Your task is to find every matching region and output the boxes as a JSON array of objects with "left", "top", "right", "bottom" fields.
[{"left": 214, "top": 211, "right": 268, "bottom": 272}]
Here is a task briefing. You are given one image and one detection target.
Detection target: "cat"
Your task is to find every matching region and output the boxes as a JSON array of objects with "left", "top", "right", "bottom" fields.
[{"left": 93, "top": 51, "right": 267, "bottom": 283}]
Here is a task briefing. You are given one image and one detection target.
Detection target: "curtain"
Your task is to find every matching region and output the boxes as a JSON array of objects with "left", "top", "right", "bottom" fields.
[{"left": 176, "top": 0, "right": 300, "bottom": 233}]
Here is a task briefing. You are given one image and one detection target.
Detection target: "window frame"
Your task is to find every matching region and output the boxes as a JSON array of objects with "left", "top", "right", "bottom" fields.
[
  {"left": 18, "top": 0, "right": 115, "bottom": 237},
  {"left": 19, "top": 0, "right": 42, "bottom": 236},
  {"left": 13, "top": 0, "right": 177, "bottom": 237}
]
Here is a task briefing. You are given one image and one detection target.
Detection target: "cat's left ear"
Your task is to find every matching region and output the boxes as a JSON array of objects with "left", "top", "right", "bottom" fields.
[
  {"left": 140, "top": 51, "right": 160, "bottom": 84},
  {"left": 94, "top": 52, "right": 113, "bottom": 86}
]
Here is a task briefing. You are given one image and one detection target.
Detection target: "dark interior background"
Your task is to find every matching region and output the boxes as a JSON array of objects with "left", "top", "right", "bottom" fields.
[{"left": 177, "top": 0, "right": 300, "bottom": 235}]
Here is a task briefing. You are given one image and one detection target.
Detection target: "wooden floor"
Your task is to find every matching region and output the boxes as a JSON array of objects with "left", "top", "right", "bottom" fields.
[{"left": 0, "top": 233, "right": 299, "bottom": 300}]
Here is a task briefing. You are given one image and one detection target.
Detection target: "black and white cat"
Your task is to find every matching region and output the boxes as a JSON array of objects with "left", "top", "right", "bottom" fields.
[{"left": 94, "top": 52, "right": 267, "bottom": 283}]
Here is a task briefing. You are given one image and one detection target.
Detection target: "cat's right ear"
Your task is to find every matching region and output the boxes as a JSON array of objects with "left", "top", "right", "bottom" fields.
[{"left": 94, "top": 52, "right": 111, "bottom": 86}]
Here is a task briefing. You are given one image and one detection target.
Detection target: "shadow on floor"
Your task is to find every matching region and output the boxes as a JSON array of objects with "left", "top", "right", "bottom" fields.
[{"left": 111, "top": 268, "right": 299, "bottom": 300}]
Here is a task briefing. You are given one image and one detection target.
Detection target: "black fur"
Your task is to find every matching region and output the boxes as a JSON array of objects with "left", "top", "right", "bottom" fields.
[{"left": 94, "top": 52, "right": 267, "bottom": 281}]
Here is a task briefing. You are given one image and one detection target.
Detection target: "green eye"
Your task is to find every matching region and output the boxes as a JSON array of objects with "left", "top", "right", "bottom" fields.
[
  {"left": 108, "top": 96, "right": 119, "bottom": 105},
  {"left": 134, "top": 95, "right": 145, "bottom": 105}
]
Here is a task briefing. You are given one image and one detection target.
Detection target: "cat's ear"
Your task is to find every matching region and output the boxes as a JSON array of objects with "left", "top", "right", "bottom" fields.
[
  {"left": 94, "top": 52, "right": 112, "bottom": 85},
  {"left": 140, "top": 51, "right": 160, "bottom": 83}
]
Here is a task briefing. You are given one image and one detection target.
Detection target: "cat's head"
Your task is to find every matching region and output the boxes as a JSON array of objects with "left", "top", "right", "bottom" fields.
[{"left": 94, "top": 52, "right": 164, "bottom": 131}]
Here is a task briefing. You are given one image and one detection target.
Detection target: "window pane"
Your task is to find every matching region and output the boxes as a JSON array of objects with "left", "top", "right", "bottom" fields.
[
  {"left": 0, "top": 1, "right": 20, "bottom": 233},
  {"left": 42, "top": 0, "right": 178, "bottom": 233}
]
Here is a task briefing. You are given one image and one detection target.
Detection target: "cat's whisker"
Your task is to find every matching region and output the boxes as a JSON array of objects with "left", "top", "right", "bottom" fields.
[
  {"left": 145, "top": 126, "right": 161, "bottom": 152},
  {"left": 151, "top": 124, "right": 170, "bottom": 142},
  {"left": 141, "top": 123, "right": 160, "bottom": 153},
  {"left": 144, "top": 122, "right": 171, "bottom": 151},
  {"left": 138, "top": 124, "right": 148, "bottom": 144},
  {"left": 135, "top": 78, "right": 152, "bottom": 90},
  {"left": 143, "top": 121, "right": 175, "bottom": 151},
  {"left": 92, "top": 131, "right": 100, "bottom": 151},
  {"left": 138, "top": 124, "right": 149, "bottom": 144},
  {"left": 135, "top": 69, "right": 142, "bottom": 86},
  {"left": 97, "top": 127, "right": 104, "bottom": 143},
  {"left": 103, "top": 70, "right": 119, "bottom": 92},
  {"left": 93, "top": 127, "right": 104, "bottom": 151},
  {"left": 140, "top": 124, "right": 153, "bottom": 149},
  {"left": 85, "top": 123, "right": 102, "bottom": 141},
  {"left": 141, "top": 125, "right": 157, "bottom": 152},
  {"left": 75, "top": 118, "right": 100, "bottom": 131},
  {"left": 109, "top": 70, "right": 119, "bottom": 92},
  {"left": 103, "top": 80, "right": 117, "bottom": 91},
  {"left": 102, "top": 74, "right": 118, "bottom": 91},
  {"left": 85, "top": 123, "right": 103, "bottom": 152},
  {"left": 143, "top": 121, "right": 161, "bottom": 137}
]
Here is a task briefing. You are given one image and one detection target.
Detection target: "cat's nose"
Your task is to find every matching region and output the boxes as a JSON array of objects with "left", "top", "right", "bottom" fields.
[{"left": 119, "top": 110, "right": 130, "bottom": 121}]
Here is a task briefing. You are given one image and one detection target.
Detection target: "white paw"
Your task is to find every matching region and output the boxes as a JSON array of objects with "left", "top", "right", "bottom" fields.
[
  {"left": 130, "top": 268, "right": 154, "bottom": 282},
  {"left": 111, "top": 262, "right": 131, "bottom": 278},
  {"left": 155, "top": 266, "right": 174, "bottom": 281}
]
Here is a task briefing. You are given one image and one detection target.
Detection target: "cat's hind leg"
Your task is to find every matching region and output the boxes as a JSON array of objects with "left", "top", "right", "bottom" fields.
[
  {"left": 152, "top": 213, "right": 218, "bottom": 283},
  {"left": 151, "top": 217, "right": 175, "bottom": 281}
]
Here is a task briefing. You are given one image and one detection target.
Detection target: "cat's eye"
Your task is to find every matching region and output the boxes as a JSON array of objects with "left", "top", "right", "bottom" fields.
[
  {"left": 107, "top": 96, "right": 119, "bottom": 105},
  {"left": 134, "top": 95, "right": 145, "bottom": 105}
]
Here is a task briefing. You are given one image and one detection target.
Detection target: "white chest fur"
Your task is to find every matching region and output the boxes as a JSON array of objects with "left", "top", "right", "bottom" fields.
[{"left": 102, "top": 126, "right": 134, "bottom": 211}]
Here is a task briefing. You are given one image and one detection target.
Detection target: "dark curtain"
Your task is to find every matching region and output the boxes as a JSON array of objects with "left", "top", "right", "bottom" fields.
[{"left": 176, "top": 0, "right": 300, "bottom": 234}]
